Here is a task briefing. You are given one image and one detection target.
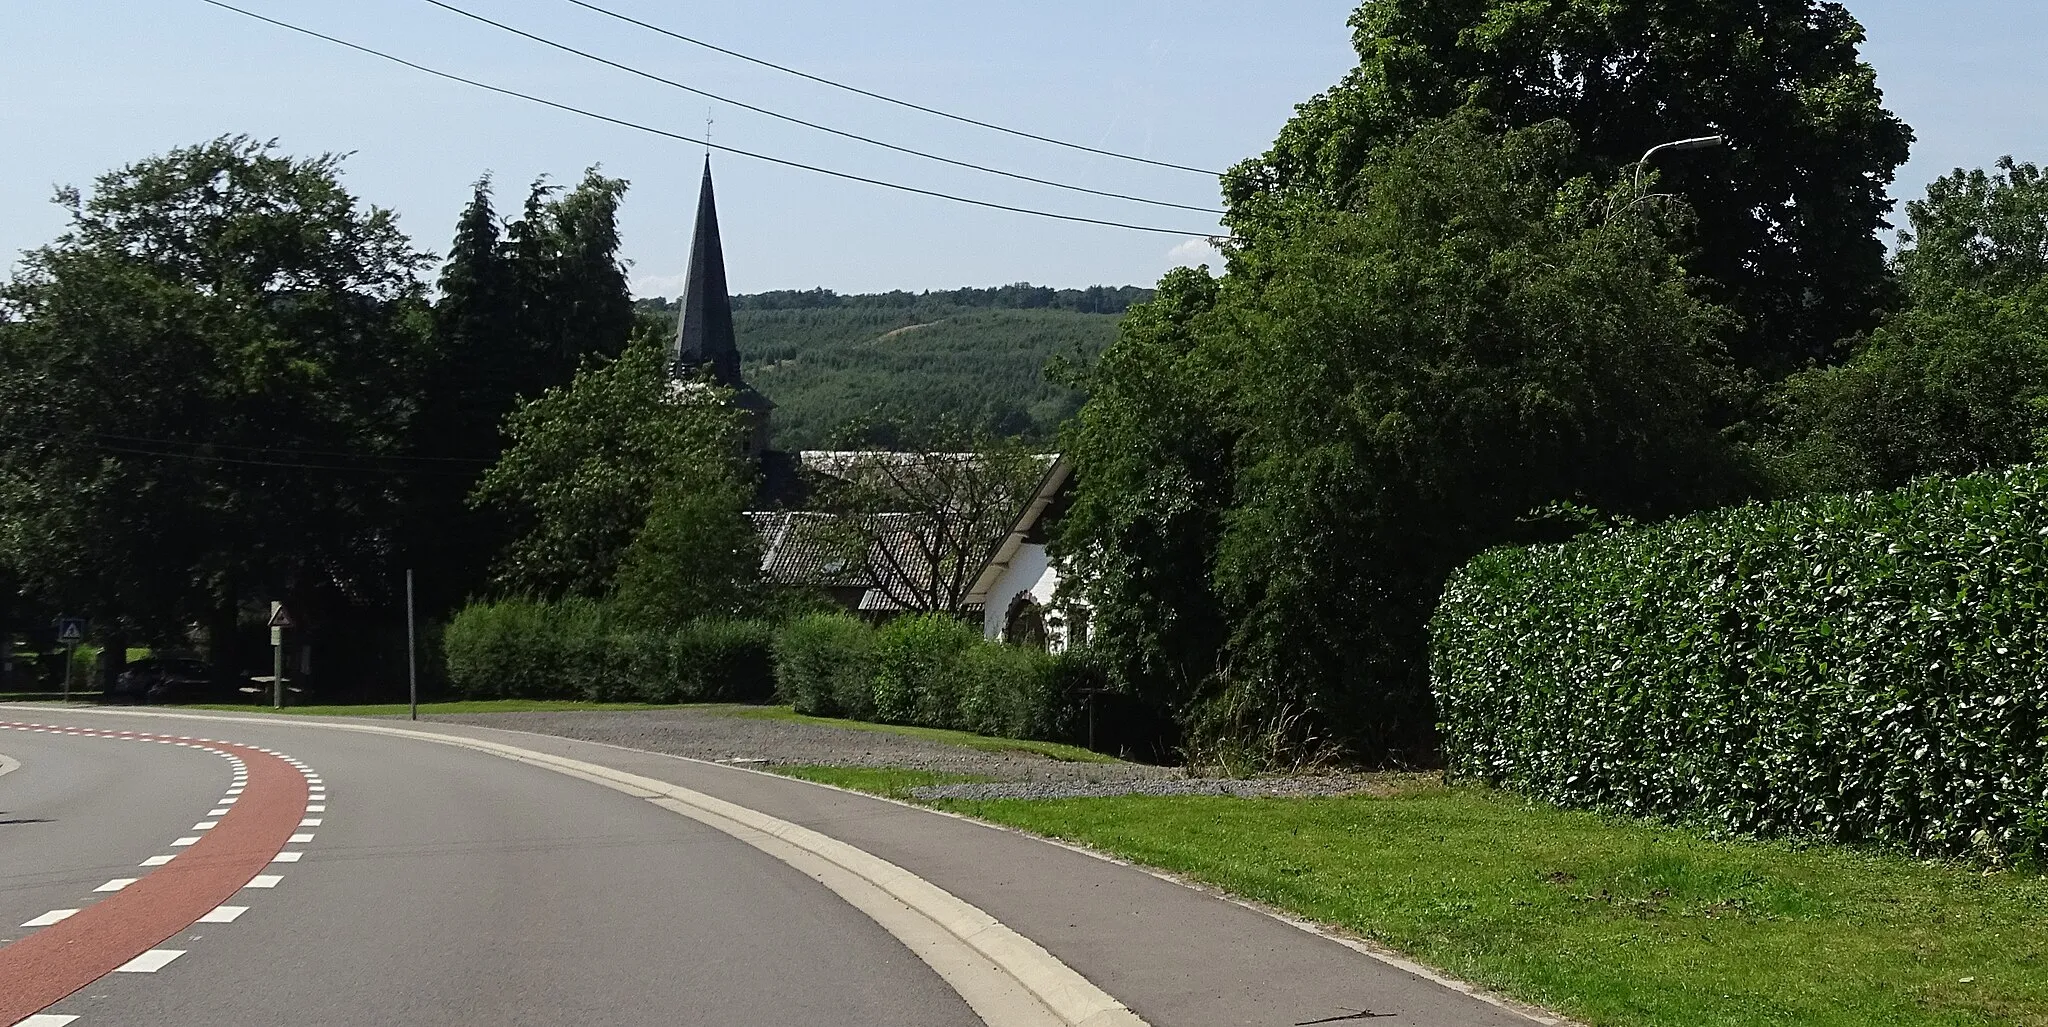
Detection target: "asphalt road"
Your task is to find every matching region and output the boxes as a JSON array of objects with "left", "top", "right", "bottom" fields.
[
  {"left": 2, "top": 708, "right": 1555, "bottom": 1027},
  {"left": 0, "top": 713, "right": 978, "bottom": 1027}
]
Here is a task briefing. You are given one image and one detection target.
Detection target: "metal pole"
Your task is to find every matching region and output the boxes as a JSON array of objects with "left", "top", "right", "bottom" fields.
[
  {"left": 63, "top": 642, "right": 74, "bottom": 703},
  {"left": 406, "top": 569, "right": 418, "bottom": 721},
  {"left": 272, "top": 631, "right": 284, "bottom": 710}
]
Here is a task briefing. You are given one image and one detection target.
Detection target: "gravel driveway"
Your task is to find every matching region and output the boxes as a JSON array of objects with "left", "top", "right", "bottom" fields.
[{"left": 430, "top": 707, "right": 1402, "bottom": 800}]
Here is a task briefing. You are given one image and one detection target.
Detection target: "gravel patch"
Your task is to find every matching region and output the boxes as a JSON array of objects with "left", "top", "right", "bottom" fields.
[{"left": 430, "top": 707, "right": 1418, "bottom": 800}]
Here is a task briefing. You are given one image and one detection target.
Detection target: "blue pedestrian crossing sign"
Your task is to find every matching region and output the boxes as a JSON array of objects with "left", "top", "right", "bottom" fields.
[{"left": 56, "top": 618, "right": 86, "bottom": 645}]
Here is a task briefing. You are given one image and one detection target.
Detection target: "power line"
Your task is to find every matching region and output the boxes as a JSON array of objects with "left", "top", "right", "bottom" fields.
[
  {"left": 80, "top": 430, "right": 494, "bottom": 466},
  {"left": 1, "top": 429, "right": 480, "bottom": 477},
  {"left": 420, "top": 0, "right": 1224, "bottom": 216},
  {"left": 195, "top": 0, "right": 1229, "bottom": 240},
  {"left": 560, "top": 0, "right": 1224, "bottom": 178}
]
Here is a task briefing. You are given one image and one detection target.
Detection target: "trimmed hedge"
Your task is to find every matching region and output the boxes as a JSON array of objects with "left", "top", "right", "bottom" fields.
[
  {"left": 445, "top": 600, "right": 775, "bottom": 704},
  {"left": 774, "top": 613, "right": 878, "bottom": 719},
  {"left": 770, "top": 612, "right": 1090, "bottom": 745},
  {"left": 1432, "top": 464, "right": 2048, "bottom": 862}
]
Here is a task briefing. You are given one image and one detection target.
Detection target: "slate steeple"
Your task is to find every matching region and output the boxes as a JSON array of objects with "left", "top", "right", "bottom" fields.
[
  {"left": 671, "top": 159, "right": 744, "bottom": 387},
  {"left": 671, "top": 159, "right": 771, "bottom": 456}
]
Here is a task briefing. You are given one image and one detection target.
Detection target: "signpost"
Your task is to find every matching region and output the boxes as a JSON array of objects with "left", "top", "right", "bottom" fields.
[
  {"left": 55, "top": 617, "right": 85, "bottom": 703},
  {"left": 267, "top": 602, "right": 295, "bottom": 710}
]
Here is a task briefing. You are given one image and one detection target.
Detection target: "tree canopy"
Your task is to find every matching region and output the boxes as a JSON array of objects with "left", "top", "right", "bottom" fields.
[
  {"left": 1065, "top": 118, "right": 1746, "bottom": 758},
  {"left": 0, "top": 136, "right": 432, "bottom": 650},
  {"left": 1227, "top": 0, "right": 1913, "bottom": 374}
]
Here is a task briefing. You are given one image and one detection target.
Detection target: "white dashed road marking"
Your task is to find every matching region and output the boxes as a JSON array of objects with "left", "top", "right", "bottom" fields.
[
  {"left": 270, "top": 852, "right": 303, "bottom": 863},
  {"left": 15, "top": 1014, "right": 81, "bottom": 1026},
  {"left": 93, "top": 879, "right": 136, "bottom": 893},
  {"left": 197, "top": 905, "right": 248, "bottom": 924},
  {"left": 112, "top": 949, "right": 185, "bottom": 973},
  {"left": 244, "top": 875, "right": 284, "bottom": 889},
  {"left": 289, "top": 833, "right": 315, "bottom": 843},
  {"left": 139, "top": 855, "right": 175, "bottom": 867},
  {"left": 19, "top": 910, "right": 77, "bottom": 928}
]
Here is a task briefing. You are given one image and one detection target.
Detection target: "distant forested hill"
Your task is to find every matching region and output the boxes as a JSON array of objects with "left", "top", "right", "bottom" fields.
[{"left": 637, "top": 284, "right": 1149, "bottom": 448}]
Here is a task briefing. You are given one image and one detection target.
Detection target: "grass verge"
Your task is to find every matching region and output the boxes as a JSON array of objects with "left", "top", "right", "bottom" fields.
[
  {"left": 770, "top": 765, "right": 995, "bottom": 799},
  {"left": 699, "top": 704, "right": 1119, "bottom": 764},
  {"left": 926, "top": 787, "right": 2047, "bottom": 1027},
  {"left": 184, "top": 699, "right": 683, "bottom": 717}
]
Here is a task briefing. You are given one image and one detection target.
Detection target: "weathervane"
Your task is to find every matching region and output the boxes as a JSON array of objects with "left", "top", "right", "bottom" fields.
[{"left": 705, "top": 107, "right": 714, "bottom": 155}]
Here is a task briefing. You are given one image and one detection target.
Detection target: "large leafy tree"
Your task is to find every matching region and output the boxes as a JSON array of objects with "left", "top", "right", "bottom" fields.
[
  {"left": 1228, "top": 0, "right": 1913, "bottom": 374},
  {"left": 1761, "top": 159, "right": 2048, "bottom": 493},
  {"left": 408, "top": 169, "right": 637, "bottom": 614},
  {"left": 1066, "top": 119, "right": 1746, "bottom": 759},
  {"left": 0, "top": 136, "right": 432, "bottom": 666},
  {"left": 471, "top": 325, "right": 752, "bottom": 601}
]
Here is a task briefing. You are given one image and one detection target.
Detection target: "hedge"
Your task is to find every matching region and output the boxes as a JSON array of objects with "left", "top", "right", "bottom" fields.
[
  {"left": 445, "top": 600, "right": 775, "bottom": 704},
  {"left": 1432, "top": 464, "right": 2048, "bottom": 862},
  {"left": 771, "top": 612, "right": 1090, "bottom": 745}
]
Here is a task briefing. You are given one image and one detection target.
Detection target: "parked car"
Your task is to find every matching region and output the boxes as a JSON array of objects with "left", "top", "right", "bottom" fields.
[{"left": 111, "top": 657, "right": 216, "bottom": 704}]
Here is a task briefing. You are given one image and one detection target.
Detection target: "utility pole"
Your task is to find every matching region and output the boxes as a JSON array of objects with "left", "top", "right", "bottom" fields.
[{"left": 406, "top": 569, "right": 419, "bottom": 721}]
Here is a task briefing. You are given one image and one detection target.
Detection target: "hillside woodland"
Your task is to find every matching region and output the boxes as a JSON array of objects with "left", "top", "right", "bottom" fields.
[{"left": 636, "top": 287, "right": 1144, "bottom": 448}]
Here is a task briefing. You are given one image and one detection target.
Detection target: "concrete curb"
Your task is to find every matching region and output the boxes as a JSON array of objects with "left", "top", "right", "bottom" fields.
[{"left": 44, "top": 708, "right": 1147, "bottom": 1027}]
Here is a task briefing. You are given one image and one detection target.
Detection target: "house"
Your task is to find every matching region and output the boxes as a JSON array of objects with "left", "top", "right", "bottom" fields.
[
  {"left": 963, "top": 457, "right": 1090, "bottom": 652},
  {"left": 669, "top": 160, "right": 1090, "bottom": 647}
]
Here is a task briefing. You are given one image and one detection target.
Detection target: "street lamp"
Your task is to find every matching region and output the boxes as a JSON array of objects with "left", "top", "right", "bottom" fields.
[{"left": 1635, "top": 135, "right": 1726, "bottom": 193}]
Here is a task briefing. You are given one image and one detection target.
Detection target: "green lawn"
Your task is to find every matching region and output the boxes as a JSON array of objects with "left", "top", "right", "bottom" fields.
[
  {"left": 771, "top": 765, "right": 995, "bottom": 799},
  {"left": 923, "top": 786, "right": 2046, "bottom": 1027},
  {"left": 184, "top": 699, "right": 684, "bottom": 717},
  {"left": 699, "top": 705, "right": 1120, "bottom": 764}
]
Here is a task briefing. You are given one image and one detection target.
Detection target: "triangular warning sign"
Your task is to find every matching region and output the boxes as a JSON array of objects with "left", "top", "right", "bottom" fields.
[{"left": 267, "top": 602, "right": 296, "bottom": 629}]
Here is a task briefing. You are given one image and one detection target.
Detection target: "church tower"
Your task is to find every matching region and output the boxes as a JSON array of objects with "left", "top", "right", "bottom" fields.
[{"left": 671, "top": 158, "right": 771, "bottom": 456}]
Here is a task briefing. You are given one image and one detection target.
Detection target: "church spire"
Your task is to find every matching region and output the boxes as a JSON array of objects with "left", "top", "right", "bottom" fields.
[{"left": 671, "top": 158, "right": 742, "bottom": 388}]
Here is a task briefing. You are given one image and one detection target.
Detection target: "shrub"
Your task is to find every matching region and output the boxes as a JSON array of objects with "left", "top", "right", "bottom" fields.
[
  {"left": 674, "top": 619, "right": 776, "bottom": 703},
  {"left": 445, "top": 598, "right": 606, "bottom": 700},
  {"left": 445, "top": 601, "right": 771, "bottom": 705},
  {"left": 871, "top": 614, "right": 980, "bottom": 726},
  {"left": 1432, "top": 463, "right": 2048, "bottom": 863},
  {"left": 958, "top": 642, "right": 1051, "bottom": 738},
  {"left": 774, "top": 613, "right": 878, "bottom": 718}
]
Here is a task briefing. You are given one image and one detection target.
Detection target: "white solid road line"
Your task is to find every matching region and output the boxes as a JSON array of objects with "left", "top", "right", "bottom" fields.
[
  {"left": 197, "top": 905, "right": 248, "bottom": 924},
  {"left": 113, "top": 949, "right": 185, "bottom": 973},
  {"left": 244, "top": 875, "right": 284, "bottom": 889},
  {"left": 20, "top": 910, "right": 78, "bottom": 928},
  {"left": 94, "top": 879, "right": 136, "bottom": 893}
]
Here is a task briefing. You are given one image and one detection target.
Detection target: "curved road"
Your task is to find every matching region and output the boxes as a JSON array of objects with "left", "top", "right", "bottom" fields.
[
  {"left": 1, "top": 707, "right": 1551, "bottom": 1027},
  {"left": 0, "top": 715, "right": 975, "bottom": 1027}
]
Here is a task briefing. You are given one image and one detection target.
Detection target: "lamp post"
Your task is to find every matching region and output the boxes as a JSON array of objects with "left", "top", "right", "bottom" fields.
[{"left": 1635, "top": 135, "right": 1726, "bottom": 193}]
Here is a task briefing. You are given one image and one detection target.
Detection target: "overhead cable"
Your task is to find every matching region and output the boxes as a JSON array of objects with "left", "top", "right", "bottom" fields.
[
  {"left": 421, "top": 0, "right": 1224, "bottom": 216},
  {"left": 195, "top": 0, "right": 1228, "bottom": 240},
  {"left": 559, "top": 0, "right": 1224, "bottom": 177}
]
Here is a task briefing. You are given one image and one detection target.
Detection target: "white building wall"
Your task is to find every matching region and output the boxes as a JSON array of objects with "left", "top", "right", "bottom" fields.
[{"left": 981, "top": 543, "right": 1058, "bottom": 643}]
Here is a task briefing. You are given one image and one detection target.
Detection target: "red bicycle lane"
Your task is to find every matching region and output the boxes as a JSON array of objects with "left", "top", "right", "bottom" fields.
[{"left": 0, "top": 723, "right": 310, "bottom": 1025}]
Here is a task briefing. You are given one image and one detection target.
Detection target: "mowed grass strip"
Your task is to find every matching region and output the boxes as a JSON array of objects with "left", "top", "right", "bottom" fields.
[
  {"left": 698, "top": 704, "right": 1120, "bottom": 764},
  {"left": 771, "top": 765, "right": 995, "bottom": 799},
  {"left": 185, "top": 699, "right": 684, "bottom": 716},
  {"left": 940, "top": 787, "right": 2048, "bottom": 1027}
]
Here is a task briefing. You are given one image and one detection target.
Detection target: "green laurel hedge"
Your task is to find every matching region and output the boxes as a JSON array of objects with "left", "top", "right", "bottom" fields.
[{"left": 1432, "top": 465, "right": 2048, "bottom": 862}]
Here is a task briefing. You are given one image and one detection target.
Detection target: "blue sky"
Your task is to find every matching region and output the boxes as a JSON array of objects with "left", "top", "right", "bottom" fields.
[{"left": 3, "top": 1, "right": 2043, "bottom": 296}]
